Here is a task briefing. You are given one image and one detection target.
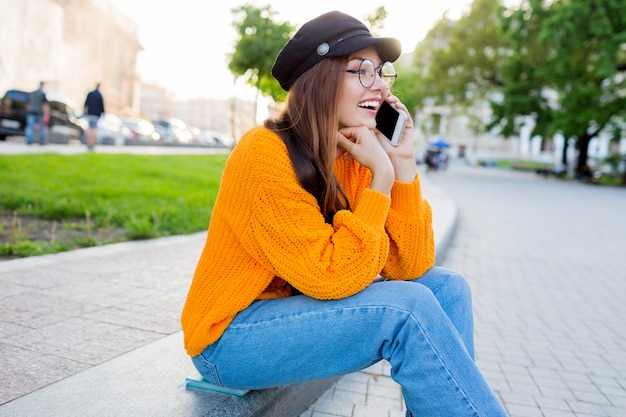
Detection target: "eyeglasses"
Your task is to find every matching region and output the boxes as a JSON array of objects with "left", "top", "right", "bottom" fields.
[{"left": 345, "top": 59, "right": 397, "bottom": 89}]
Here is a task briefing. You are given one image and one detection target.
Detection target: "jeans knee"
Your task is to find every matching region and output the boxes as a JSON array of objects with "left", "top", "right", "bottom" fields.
[
  {"left": 373, "top": 281, "right": 441, "bottom": 315},
  {"left": 445, "top": 270, "right": 472, "bottom": 300},
  {"left": 421, "top": 267, "right": 472, "bottom": 303}
]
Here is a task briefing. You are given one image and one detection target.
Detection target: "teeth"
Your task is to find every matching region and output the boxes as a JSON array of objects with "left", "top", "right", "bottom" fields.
[{"left": 358, "top": 100, "right": 379, "bottom": 109}]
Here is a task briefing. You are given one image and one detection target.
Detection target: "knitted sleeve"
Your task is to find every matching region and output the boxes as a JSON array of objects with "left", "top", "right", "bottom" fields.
[
  {"left": 239, "top": 132, "right": 392, "bottom": 300},
  {"left": 381, "top": 176, "right": 436, "bottom": 279}
]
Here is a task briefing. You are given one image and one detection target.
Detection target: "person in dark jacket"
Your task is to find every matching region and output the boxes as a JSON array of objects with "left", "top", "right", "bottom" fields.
[{"left": 83, "top": 83, "right": 105, "bottom": 150}]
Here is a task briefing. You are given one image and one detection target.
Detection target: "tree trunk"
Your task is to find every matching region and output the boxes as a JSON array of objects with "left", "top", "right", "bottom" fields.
[
  {"left": 561, "top": 139, "right": 568, "bottom": 167},
  {"left": 575, "top": 133, "right": 592, "bottom": 175}
]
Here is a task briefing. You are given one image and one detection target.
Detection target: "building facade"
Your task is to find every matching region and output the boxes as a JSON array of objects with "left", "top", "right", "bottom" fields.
[
  {"left": 0, "top": 0, "right": 256, "bottom": 142},
  {"left": 0, "top": 0, "right": 142, "bottom": 115}
]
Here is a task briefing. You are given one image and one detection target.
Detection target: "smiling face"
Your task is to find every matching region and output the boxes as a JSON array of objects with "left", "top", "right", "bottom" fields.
[{"left": 337, "top": 46, "right": 390, "bottom": 130}]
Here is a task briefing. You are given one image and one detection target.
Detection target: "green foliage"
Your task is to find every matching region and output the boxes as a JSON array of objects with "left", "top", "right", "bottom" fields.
[
  {"left": 413, "top": 0, "right": 508, "bottom": 109},
  {"left": 407, "top": 0, "right": 510, "bottom": 139},
  {"left": 408, "top": 0, "right": 626, "bottom": 175},
  {"left": 489, "top": 0, "right": 555, "bottom": 138},
  {"left": 393, "top": 64, "right": 421, "bottom": 121},
  {"left": 124, "top": 211, "right": 165, "bottom": 240},
  {"left": 539, "top": 0, "right": 626, "bottom": 135},
  {"left": 504, "top": 0, "right": 626, "bottom": 172},
  {"left": 229, "top": 4, "right": 294, "bottom": 103},
  {"left": 1, "top": 240, "right": 47, "bottom": 258},
  {"left": 364, "top": 7, "right": 388, "bottom": 36},
  {"left": 0, "top": 153, "right": 228, "bottom": 257},
  {"left": 604, "top": 153, "right": 623, "bottom": 174},
  {"left": 494, "top": 159, "right": 552, "bottom": 170}
]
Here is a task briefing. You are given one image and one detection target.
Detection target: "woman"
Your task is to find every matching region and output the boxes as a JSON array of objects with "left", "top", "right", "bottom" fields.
[{"left": 181, "top": 10, "right": 509, "bottom": 417}]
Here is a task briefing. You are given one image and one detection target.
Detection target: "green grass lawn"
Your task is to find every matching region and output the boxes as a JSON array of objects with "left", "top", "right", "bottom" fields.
[{"left": 0, "top": 152, "right": 228, "bottom": 258}]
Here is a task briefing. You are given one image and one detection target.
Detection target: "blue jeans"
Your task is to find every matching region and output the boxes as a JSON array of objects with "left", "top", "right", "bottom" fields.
[
  {"left": 26, "top": 114, "right": 45, "bottom": 145},
  {"left": 191, "top": 266, "right": 509, "bottom": 416}
]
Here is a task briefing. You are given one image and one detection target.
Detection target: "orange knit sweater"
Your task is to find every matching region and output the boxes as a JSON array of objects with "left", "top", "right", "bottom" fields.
[{"left": 181, "top": 126, "right": 435, "bottom": 356}]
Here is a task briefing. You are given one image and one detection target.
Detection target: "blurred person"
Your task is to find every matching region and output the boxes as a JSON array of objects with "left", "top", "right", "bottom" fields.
[
  {"left": 26, "top": 81, "right": 49, "bottom": 145},
  {"left": 425, "top": 149, "right": 439, "bottom": 171},
  {"left": 181, "top": 11, "right": 509, "bottom": 417},
  {"left": 83, "top": 83, "right": 105, "bottom": 150}
]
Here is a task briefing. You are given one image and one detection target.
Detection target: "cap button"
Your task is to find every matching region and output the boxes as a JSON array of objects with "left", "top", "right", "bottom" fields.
[{"left": 316, "top": 42, "right": 329, "bottom": 56}]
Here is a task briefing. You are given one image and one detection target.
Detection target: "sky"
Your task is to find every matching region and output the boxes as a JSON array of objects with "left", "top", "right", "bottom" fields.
[{"left": 112, "top": 1, "right": 473, "bottom": 101}]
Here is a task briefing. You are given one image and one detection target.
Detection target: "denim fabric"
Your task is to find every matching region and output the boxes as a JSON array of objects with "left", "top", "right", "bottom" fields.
[
  {"left": 86, "top": 115, "right": 99, "bottom": 128},
  {"left": 26, "top": 114, "right": 45, "bottom": 145},
  {"left": 192, "top": 266, "right": 508, "bottom": 416}
]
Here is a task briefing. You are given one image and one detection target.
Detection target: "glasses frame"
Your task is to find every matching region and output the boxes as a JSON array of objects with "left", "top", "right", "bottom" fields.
[{"left": 345, "top": 59, "right": 397, "bottom": 89}]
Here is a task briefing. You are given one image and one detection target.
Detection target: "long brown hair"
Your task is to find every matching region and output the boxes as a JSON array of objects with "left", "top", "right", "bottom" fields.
[{"left": 265, "top": 57, "right": 351, "bottom": 224}]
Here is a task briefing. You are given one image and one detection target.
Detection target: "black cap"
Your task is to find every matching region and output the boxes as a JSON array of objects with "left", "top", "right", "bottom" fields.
[{"left": 271, "top": 11, "right": 402, "bottom": 91}]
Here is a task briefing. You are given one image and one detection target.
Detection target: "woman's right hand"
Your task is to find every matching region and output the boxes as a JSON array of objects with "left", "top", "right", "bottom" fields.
[{"left": 337, "top": 126, "right": 394, "bottom": 195}]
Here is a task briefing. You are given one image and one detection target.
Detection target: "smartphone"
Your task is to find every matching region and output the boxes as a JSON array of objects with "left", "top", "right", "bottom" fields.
[{"left": 376, "top": 101, "right": 407, "bottom": 146}]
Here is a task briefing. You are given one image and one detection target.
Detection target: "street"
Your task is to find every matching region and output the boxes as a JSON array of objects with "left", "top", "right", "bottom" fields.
[
  {"left": 426, "top": 163, "right": 626, "bottom": 417},
  {"left": 0, "top": 138, "right": 230, "bottom": 156}
]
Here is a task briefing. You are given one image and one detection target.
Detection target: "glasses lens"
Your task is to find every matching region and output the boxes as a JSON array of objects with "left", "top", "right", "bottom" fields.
[
  {"left": 381, "top": 62, "right": 397, "bottom": 88},
  {"left": 358, "top": 60, "right": 376, "bottom": 88}
]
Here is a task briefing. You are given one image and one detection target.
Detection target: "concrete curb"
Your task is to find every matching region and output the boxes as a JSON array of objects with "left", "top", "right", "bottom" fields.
[
  {"left": 423, "top": 177, "right": 459, "bottom": 264},
  {"left": 0, "top": 332, "right": 338, "bottom": 417}
]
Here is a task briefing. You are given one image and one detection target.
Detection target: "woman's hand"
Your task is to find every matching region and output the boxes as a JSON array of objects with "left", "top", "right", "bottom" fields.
[
  {"left": 375, "top": 96, "right": 417, "bottom": 183},
  {"left": 337, "top": 126, "right": 394, "bottom": 195}
]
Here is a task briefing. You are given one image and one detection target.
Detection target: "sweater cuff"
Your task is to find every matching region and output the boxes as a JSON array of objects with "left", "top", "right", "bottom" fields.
[
  {"left": 353, "top": 188, "right": 391, "bottom": 230},
  {"left": 390, "top": 175, "right": 421, "bottom": 209}
]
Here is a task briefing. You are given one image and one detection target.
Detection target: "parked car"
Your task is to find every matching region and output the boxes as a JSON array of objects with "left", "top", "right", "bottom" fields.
[
  {"left": 198, "top": 130, "right": 219, "bottom": 147},
  {"left": 0, "top": 89, "right": 30, "bottom": 140},
  {"left": 0, "top": 89, "right": 85, "bottom": 143},
  {"left": 152, "top": 118, "right": 193, "bottom": 144},
  {"left": 188, "top": 126, "right": 202, "bottom": 146},
  {"left": 120, "top": 117, "right": 160, "bottom": 145},
  {"left": 46, "top": 96, "right": 85, "bottom": 144},
  {"left": 81, "top": 113, "right": 128, "bottom": 146},
  {"left": 210, "top": 131, "right": 236, "bottom": 149}
]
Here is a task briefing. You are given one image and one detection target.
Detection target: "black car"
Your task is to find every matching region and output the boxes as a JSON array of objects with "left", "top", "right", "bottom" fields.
[
  {"left": 0, "top": 89, "right": 29, "bottom": 140},
  {"left": 0, "top": 89, "right": 85, "bottom": 143}
]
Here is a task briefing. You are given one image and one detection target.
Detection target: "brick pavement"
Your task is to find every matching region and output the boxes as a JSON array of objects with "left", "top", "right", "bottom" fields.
[
  {"left": 0, "top": 233, "right": 207, "bottom": 405},
  {"left": 302, "top": 164, "right": 626, "bottom": 417}
]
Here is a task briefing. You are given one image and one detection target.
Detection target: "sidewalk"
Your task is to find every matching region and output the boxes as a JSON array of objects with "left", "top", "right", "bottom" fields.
[{"left": 0, "top": 155, "right": 457, "bottom": 416}]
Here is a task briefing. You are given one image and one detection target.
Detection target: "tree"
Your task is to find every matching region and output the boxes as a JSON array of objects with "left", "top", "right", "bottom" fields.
[
  {"left": 489, "top": 0, "right": 556, "bottom": 156},
  {"left": 228, "top": 4, "right": 294, "bottom": 114},
  {"left": 413, "top": 0, "right": 508, "bottom": 109},
  {"left": 409, "top": 0, "right": 626, "bottom": 176},
  {"left": 364, "top": 6, "right": 388, "bottom": 36},
  {"left": 407, "top": 0, "right": 509, "bottom": 140},
  {"left": 493, "top": 0, "right": 626, "bottom": 175},
  {"left": 393, "top": 12, "right": 453, "bottom": 119},
  {"left": 537, "top": 0, "right": 626, "bottom": 174}
]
